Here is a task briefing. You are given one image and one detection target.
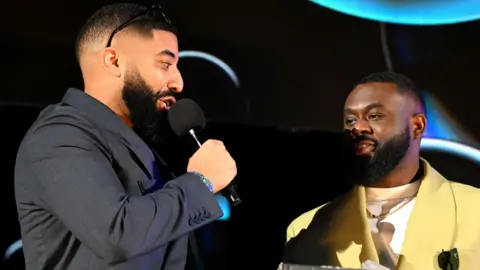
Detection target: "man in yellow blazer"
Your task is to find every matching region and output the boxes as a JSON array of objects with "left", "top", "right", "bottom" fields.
[{"left": 282, "top": 72, "right": 480, "bottom": 270}]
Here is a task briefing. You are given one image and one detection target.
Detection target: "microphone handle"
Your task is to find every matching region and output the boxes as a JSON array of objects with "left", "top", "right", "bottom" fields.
[
  {"left": 225, "top": 184, "right": 242, "bottom": 206},
  {"left": 188, "top": 129, "right": 242, "bottom": 206}
]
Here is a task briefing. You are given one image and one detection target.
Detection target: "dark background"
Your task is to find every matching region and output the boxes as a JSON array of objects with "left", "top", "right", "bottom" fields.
[{"left": 2, "top": 0, "right": 480, "bottom": 269}]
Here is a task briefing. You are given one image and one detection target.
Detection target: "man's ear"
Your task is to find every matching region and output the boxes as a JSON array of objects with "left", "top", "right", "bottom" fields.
[
  {"left": 412, "top": 113, "right": 426, "bottom": 139},
  {"left": 102, "top": 48, "right": 121, "bottom": 77}
]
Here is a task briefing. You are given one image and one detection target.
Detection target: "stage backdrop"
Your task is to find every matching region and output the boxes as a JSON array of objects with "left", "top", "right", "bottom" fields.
[
  {"left": 1, "top": 0, "right": 480, "bottom": 269},
  {"left": 2, "top": 0, "right": 480, "bottom": 137}
]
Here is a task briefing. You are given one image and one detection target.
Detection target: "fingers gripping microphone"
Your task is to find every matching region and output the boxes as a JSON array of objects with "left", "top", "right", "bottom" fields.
[{"left": 167, "top": 99, "right": 242, "bottom": 206}]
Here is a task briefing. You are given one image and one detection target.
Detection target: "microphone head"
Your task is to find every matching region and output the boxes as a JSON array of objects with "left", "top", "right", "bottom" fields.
[{"left": 167, "top": 98, "right": 206, "bottom": 137}]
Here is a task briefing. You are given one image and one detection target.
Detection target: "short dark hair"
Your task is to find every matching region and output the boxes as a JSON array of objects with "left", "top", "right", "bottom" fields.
[
  {"left": 75, "top": 3, "right": 177, "bottom": 61},
  {"left": 355, "top": 71, "right": 426, "bottom": 113}
]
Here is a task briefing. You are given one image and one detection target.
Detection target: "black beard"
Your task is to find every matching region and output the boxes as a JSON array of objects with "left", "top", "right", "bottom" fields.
[
  {"left": 346, "top": 127, "right": 411, "bottom": 186},
  {"left": 121, "top": 70, "right": 174, "bottom": 146}
]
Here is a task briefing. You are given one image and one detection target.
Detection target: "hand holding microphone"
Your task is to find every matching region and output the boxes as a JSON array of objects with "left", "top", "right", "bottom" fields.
[
  {"left": 167, "top": 98, "right": 242, "bottom": 205},
  {"left": 187, "top": 139, "right": 237, "bottom": 193}
]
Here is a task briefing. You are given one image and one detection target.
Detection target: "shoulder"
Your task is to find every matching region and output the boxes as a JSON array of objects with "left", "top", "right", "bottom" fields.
[
  {"left": 30, "top": 103, "right": 95, "bottom": 134},
  {"left": 19, "top": 104, "right": 107, "bottom": 160},
  {"left": 449, "top": 180, "right": 480, "bottom": 202},
  {"left": 446, "top": 181, "right": 480, "bottom": 239},
  {"left": 425, "top": 159, "right": 480, "bottom": 202},
  {"left": 286, "top": 204, "right": 327, "bottom": 242}
]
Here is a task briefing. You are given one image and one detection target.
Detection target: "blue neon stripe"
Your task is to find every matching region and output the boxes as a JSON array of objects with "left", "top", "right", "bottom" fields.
[{"left": 309, "top": 0, "right": 480, "bottom": 25}]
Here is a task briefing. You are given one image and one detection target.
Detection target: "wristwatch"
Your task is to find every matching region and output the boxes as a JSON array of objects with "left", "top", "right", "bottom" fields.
[{"left": 191, "top": 171, "right": 214, "bottom": 193}]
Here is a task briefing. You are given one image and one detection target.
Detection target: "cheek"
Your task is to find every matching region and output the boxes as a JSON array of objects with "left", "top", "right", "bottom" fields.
[
  {"left": 142, "top": 65, "right": 169, "bottom": 88},
  {"left": 371, "top": 124, "right": 388, "bottom": 135},
  {"left": 151, "top": 70, "right": 168, "bottom": 86},
  {"left": 371, "top": 117, "right": 401, "bottom": 134},
  {"left": 371, "top": 124, "right": 395, "bottom": 142}
]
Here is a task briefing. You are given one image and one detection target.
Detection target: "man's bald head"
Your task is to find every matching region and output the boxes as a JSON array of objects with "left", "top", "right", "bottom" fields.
[{"left": 75, "top": 3, "right": 177, "bottom": 63}]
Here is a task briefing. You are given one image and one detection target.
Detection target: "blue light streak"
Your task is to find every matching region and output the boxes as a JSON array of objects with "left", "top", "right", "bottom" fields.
[{"left": 309, "top": 0, "right": 480, "bottom": 25}]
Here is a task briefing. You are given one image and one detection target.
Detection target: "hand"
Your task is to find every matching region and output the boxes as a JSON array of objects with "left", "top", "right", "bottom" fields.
[{"left": 187, "top": 139, "right": 237, "bottom": 193}]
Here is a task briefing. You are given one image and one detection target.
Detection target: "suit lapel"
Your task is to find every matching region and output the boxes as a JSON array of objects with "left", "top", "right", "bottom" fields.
[
  {"left": 120, "top": 137, "right": 154, "bottom": 180},
  {"left": 334, "top": 160, "right": 457, "bottom": 269},
  {"left": 398, "top": 162, "right": 457, "bottom": 270},
  {"left": 283, "top": 187, "right": 378, "bottom": 267},
  {"left": 61, "top": 89, "right": 157, "bottom": 184},
  {"left": 334, "top": 186, "right": 379, "bottom": 267}
]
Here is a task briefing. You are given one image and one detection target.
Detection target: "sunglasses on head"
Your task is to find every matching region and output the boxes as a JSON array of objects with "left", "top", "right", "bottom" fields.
[{"left": 106, "top": 4, "right": 172, "bottom": 48}]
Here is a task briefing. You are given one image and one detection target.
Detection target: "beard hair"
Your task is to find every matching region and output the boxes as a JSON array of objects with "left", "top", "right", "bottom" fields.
[
  {"left": 121, "top": 67, "right": 174, "bottom": 146},
  {"left": 347, "top": 126, "right": 411, "bottom": 187}
]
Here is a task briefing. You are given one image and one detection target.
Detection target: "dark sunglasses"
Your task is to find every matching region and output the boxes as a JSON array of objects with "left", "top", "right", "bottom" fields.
[{"left": 106, "top": 4, "right": 172, "bottom": 48}]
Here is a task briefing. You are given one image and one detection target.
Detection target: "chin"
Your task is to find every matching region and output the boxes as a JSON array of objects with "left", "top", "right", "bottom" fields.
[
  {"left": 349, "top": 153, "right": 374, "bottom": 167},
  {"left": 354, "top": 148, "right": 375, "bottom": 157}
]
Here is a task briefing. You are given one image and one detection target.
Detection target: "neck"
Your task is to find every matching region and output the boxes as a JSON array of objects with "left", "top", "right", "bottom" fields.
[
  {"left": 372, "top": 157, "right": 420, "bottom": 188},
  {"left": 84, "top": 86, "right": 133, "bottom": 128},
  {"left": 119, "top": 114, "right": 133, "bottom": 128}
]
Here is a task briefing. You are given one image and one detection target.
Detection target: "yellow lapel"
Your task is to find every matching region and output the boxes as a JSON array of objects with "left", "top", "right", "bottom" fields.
[
  {"left": 333, "top": 185, "right": 378, "bottom": 267},
  {"left": 334, "top": 160, "right": 457, "bottom": 269},
  {"left": 398, "top": 161, "right": 457, "bottom": 270}
]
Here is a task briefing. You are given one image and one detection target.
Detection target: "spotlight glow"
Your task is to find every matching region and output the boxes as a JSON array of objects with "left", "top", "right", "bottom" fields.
[{"left": 309, "top": 0, "right": 480, "bottom": 25}]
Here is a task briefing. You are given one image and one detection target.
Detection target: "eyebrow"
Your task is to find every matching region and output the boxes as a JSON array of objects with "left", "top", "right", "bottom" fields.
[
  {"left": 344, "top": 102, "right": 385, "bottom": 114},
  {"left": 157, "top": 49, "right": 176, "bottom": 59}
]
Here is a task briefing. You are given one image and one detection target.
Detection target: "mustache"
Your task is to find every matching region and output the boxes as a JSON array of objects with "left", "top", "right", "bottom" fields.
[
  {"left": 343, "top": 130, "right": 379, "bottom": 145},
  {"left": 153, "top": 89, "right": 176, "bottom": 100},
  {"left": 352, "top": 135, "right": 378, "bottom": 145}
]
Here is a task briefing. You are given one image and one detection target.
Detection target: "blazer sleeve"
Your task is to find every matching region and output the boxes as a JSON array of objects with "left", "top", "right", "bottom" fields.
[{"left": 17, "top": 120, "right": 224, "bottom": 264}]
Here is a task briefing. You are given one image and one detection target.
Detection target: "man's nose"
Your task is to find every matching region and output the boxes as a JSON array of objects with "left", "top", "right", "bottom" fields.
[
  {"left": 352, "top": 120, "right": 372, "bottom": 136},
  {"left": 168, "top": 72, "right": 184, "bottom": 93}
]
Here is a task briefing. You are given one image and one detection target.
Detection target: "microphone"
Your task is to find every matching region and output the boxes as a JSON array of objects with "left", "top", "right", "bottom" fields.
[{"left": 167, "top": 98, "right": 242, "bottom": 206}]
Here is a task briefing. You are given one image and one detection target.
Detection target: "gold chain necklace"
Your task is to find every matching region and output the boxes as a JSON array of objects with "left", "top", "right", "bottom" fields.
[{"left": 366, "top": 193, "right": 417, "bottom": 219}]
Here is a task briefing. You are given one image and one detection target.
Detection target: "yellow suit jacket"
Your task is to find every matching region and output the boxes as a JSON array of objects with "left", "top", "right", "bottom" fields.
[{"left": 285, "top": 160, "right": 480, "bottom": 270}]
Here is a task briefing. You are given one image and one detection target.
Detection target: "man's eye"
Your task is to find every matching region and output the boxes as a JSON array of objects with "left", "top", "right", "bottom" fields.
[
  {"left": 369, "top": 113, "right": 383, "bottom": 121},
  {"left": 345, "top": 118, "right": 356, "bottom": 125}
]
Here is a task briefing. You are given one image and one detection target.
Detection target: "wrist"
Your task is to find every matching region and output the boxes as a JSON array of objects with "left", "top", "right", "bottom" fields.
[{"left": 190, "top": 171, "right": 214, "bottom": 193}]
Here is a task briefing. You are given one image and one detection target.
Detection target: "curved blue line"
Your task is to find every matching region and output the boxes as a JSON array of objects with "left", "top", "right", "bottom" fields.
[
  {"left": 4, "top": 239, "right": 22, "bottom": 260},
  {"left": 178, "top": 50, "right": 240, "bottom": 87},
  {"left": 309, "top": 0, "right": 480, "bottom": 25},
  {"left": 421, "top": 138, "right": 480, "bottom": 163}
]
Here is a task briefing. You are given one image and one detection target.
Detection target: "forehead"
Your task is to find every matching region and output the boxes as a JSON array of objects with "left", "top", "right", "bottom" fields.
[
  {"left": 344, "top": 82, "right": 405, "bottom": 111},
  {"left": 131, "top": 29, "right": 178, "bottom": 54},
  {"left": 151, "top": 30, "right": 178, "bottom": 51}
]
